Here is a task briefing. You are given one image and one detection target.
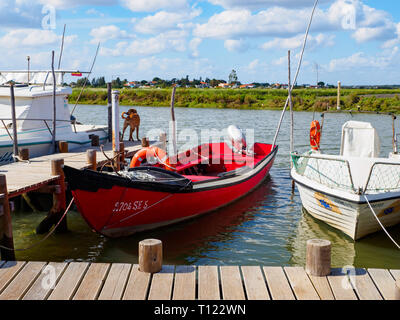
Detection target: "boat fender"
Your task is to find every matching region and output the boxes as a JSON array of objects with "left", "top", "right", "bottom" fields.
[
  {"left": 310, "top": 120, "right": 321, "bottom": 151},
  {"left": 130, "top": 146, "right": 175, "bottom": 171}
]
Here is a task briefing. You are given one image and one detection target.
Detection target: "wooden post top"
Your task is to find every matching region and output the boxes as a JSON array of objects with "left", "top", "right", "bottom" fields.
[
  {"left": 307, "top": 239, "right": 331, "bottom": 247},
  {"left": 51, "top": 159, "right": 64, "bottom": 176}
]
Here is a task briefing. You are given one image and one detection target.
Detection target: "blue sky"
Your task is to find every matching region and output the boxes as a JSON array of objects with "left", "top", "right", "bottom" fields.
[{"left": 1, "top": 0, "right": 400, "bottom": 85}]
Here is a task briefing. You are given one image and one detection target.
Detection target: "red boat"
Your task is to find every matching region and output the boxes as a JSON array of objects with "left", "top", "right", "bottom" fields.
[{"left": 64, "top": 140, "right": 277, "bottom": 237}]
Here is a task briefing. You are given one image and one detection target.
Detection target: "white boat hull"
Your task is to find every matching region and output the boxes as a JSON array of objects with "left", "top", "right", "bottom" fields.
[{"left": 295, "top": 180, "right": 400, "bottom": 240}]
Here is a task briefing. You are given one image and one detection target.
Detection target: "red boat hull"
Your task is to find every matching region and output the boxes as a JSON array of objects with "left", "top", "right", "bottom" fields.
[{"left": 66, "top": 143, "right": 277, "bottom": 237}]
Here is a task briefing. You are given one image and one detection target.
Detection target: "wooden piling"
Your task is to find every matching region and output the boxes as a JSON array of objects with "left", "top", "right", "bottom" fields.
[
  {"left": 18, "top": 148, "right": 29, "bottom": 161},
  {"left": 141, "top": 137, "right": 149, "bottom": 148},
  {"left": 58, "top": 141, "right": 68, "bottom": 153},
  {"left": 0, "top": 175, "right": 15, "bottom": 261},
  {"left": 91, "top": 135, "right": 99, "bottom": 147},
  {"left": 107, "top": 83, "right": 112, "bottom": 142},
  {"left": 395, "top": 280, "right": 400, "bottom": 300},
  {"left": 119, "top": 142, "right": 125, "bottom": 164},
  {"left": 337, "top": 81, "right": 341, "bottom": 110},
  {"left": 138, "top": 239, "right": 162, "bottom": 273},
  {"left": 36, "top": 159, "right": 67, "bottom": 234},
  {"left": 86, "top": 150, "right": 97, "bottom": 170},
  {"left": 305, "top": 239, "right": 331, "bottom": 276}
]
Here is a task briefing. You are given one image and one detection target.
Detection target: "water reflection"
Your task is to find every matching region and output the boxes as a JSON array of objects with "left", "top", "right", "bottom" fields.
[{"left": 9, "top": 105, "right": 400, "bottom": 268}]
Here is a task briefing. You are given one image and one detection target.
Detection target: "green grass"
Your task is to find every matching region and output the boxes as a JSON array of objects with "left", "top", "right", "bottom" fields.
[{"left": 69, "top": 88, "right": 400, "bottom": 113}]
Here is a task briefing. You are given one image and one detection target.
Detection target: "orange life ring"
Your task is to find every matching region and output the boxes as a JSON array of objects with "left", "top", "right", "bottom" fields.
[
  {"left": 129, "top": 146, "right": 175, "bottom": 171},
  {"left": 310, "top": 120, "right": 321, "bottom": 151}
]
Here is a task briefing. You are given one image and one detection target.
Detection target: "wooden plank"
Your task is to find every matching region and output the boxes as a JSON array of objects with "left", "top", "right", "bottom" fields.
[
  {"left": 390, "top": 269, "right": 400, "bottom": 281},
  {"left": 48, "top": 262, "right": 89, "bottom": 300},
  {"left": 0, "top": 261, "right": 46, "bottom": 300},
  {"left": 198, "top": 266, "right": 220, "bottom": 300},
  {"left": 0, "top": 261, "right": 26, "bottom": 294},
  {"left": 148, "top": 265, "right": 174, "bottom": 300},
  {"left": 308, "top": 274, "right": 335, "bottom": 300},
  {"left": 23, "top": 262, "right": 67, "bottom": 300},
  {"left": 368, "top": 268, "right": 396, "bottom": 300},
  {"left": 173, "top": 265, "right": 196, "bottom": 300},
  {"left": 327, "top": 268, "right": 358, "bottom": 300},
  {"left": 220, "top": 266, "right": 245, "bottom": 300},
  {"left": 241, "top": 266, "right": 270, "bottom": 300},
  {"left": 123, "top": 265, "right": 151, "bottom": 300},
  {"left": 73, "top": 263, "right": 109, "bottom": 300},
  {"left": 99, "top": 263, "right": 131, "bottom": 300},
  {"left": 284, "top": 267, "right": 320, "bottom": 300},
  {"left": 351, "top": 268, "right": 382, "bottom": 300},
  {"left": 263, "top": 266, "right": 294, "bottom": 300}
]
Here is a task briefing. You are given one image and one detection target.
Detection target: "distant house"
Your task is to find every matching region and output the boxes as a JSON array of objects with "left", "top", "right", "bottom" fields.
[
  {"left": 239, "top": 84, "right": 255, "bottom": 89},
  {"left": 124, "top": 81, "right": 140, "bottom": 88},
  {"left": 218, "top": 83, "right": 230, "bottom": 88}
]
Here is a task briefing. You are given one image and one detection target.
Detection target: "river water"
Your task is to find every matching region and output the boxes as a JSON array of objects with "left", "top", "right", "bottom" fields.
[{"left": 10, "top": 105, "right": 400, "bottom": 268}]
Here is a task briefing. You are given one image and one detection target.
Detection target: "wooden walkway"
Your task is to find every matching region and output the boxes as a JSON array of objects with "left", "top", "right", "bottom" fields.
[
  {"left": 0, "top": 261, "right": 398, "bottom": 300},
  {"left": 0, "top": 140, "right": 154, "bottom": 199}
]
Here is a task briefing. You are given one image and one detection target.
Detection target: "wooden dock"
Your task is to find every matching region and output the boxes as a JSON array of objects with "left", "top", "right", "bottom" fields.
[
  {"left": 0, "top": 261, "right": 398, "bottom": 300},
  {"left": 0, "top": 140, "right": 153, "bottom": 199}
]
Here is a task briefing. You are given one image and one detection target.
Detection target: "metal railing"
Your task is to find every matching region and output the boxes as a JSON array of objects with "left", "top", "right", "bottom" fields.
[
  {"left": 291, "top": 152, "right": 356, "bottom": 192},
  {"left": 364, "top": 161, "right": 400, "bottom": 193},
  {"left": 0, "top": 117, "right": 77, "bottom": 142}
]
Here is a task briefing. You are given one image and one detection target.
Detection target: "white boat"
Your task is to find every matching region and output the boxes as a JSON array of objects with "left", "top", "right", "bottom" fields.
[
  {"left": 0, "top": 70, "right": 108, "bottom": 164},
  {"left": 291, "top": 112, "right": 400, "bottom": 240}
]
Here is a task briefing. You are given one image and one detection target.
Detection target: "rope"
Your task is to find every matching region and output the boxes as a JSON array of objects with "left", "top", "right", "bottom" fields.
[
  {"left": 364, "top": 195, "right": 400, "bottom": 249},
  {"left": 0, "top": 197, "right": 74, "bottom": 252}
]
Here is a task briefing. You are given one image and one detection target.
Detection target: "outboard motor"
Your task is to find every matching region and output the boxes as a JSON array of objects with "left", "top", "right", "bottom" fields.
[{"left": 227, "top": 125, "right": 247, "bottom": 154}]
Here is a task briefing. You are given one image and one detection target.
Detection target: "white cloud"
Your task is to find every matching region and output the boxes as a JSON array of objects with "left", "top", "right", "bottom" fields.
[
  {"left": 207, "top": 0, "right": 329, "bottom": 10},
  {"left": 121, "top": 0, "right": 187, "bottom": 12},
  {"left": 327, "top": 47, "right": 400, "bottom": 71},
  {"left": 224, "top": 39, "right": 249, "bottom": 52},
  {"left": 100, "top": 31, "right": 188, "bottom": 56},
  {"left": 89, "top": 25, "right": 133, "bottom": 44},
  {"left": 38, "top": 0, "right": 117, "bottom": 9},
  {"left": 134, "top": 8, "right": 201, "bottom": 34},
  {"left": 0, "top": 28, "right": 66, "bottom": 49},
  {"left": 261, "top": 33, "right": 335, "bottom": 51},
  {"left": 189, "top": 38, "right": 202, "bottom": 57}
]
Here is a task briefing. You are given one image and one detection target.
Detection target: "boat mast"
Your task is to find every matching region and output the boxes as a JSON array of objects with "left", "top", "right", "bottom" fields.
[{"left": 271, "top": 0, "right": 319, "bottom": 147}]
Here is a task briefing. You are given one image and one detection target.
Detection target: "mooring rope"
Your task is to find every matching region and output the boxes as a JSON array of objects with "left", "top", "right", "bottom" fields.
[
  {"left": 0, "top": 197, "right": 74, "bottom": 252},
  {"left": 364, "top": 194, "right": 400, "bottom": 249}
]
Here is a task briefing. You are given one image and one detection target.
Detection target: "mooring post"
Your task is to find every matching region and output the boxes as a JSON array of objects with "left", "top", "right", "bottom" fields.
[
  {"left": 18, "top": 148, "right": 29, "bottom": 161},
  {"left": 141, "top": 137, "right": 149, "bottom": 148},
  {"left": 107, "top": 83, "right": 112, "bottom": 142},
  {"left": 58, "top": 141, "right": 68, "bottom": 153},
  {"left": 0, "top": 175, "right": 15, "bottom": 261},
  {"left": 36, "top": 159, "right": 68, "bottom": 234},
  {"left": 10, "top": 84, "right": 18, "bottom": 159},
  {"left": 119, "top": 142, "right": 125, "bottom": 164},
  {"left": 337, "top": 81, "right": 341, "bottom": 110},
  {"left": 305, "top": 239, "right": 331, "bottom": 276},
  {"left": 112, "top": 90, "right": 120, "bottom": 171},
  {"left": 91, "top": 134, "right": 99, "bottom": 147},
  {"left": 86, "top": 149, "right": 97, "bottom": 170},
  {"left": 138, "top": 239, "right": 163, "bottom": 273},
  {"left": 395, "top": 280, "right": 400, "bottom": 300}
]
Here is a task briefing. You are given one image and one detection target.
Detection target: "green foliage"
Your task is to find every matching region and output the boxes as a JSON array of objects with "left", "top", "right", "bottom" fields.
[{"left": 68, "top": 87, "right": 400, "bottom": 113}]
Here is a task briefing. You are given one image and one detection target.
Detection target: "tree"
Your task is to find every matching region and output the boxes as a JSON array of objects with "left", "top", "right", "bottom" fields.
[
  {"left": 317, "top": 81, "right": 325, "bottom": 87},
  {"left": 228, "top": 69, "right": 238, "bottom": 84}
]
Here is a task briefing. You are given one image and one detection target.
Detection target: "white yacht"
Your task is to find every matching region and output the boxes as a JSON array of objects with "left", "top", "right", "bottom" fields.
[
  {"left": 291, "top": 112, "right": 400, "bottom": 240},
  {"left": 0, "top": 70, "right": 108, "bottom": 164}
]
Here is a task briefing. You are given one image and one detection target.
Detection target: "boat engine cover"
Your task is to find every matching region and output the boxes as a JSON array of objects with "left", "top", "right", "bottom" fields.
[{"left": 227, "top": 125, "right": 247, "bottom": 153}]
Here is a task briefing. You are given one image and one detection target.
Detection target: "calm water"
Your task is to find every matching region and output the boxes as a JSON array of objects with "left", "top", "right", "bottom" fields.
[{"left": 10, "top": 105, "right": 400, "bottom": 268}]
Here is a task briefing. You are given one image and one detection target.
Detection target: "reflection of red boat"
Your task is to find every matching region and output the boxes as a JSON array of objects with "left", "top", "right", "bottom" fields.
[{"left": 64, "top": 141, "right": 277, "bottom": 238}]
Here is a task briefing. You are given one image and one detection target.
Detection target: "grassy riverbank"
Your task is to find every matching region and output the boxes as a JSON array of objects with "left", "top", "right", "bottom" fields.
[{"left": 69, "top": 88, "right": 400, "bottom": 113}]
